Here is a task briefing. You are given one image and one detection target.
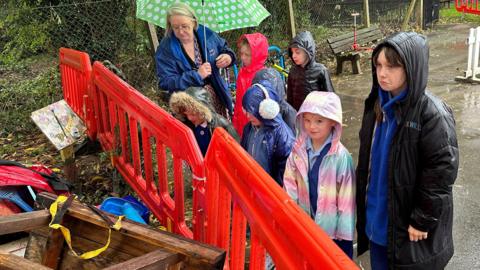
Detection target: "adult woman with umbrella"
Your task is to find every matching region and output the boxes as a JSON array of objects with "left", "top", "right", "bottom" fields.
[{"left": 155, "top": 2, "right": 236, "bottom": 118}]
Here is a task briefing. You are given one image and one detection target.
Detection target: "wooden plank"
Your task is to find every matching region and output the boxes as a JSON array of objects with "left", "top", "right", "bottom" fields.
[
  {"left": 145, "top": 22, "right": 159, "bottom": 57},
  {"left": 36, "top": 193, "right": 226, "bottom": 270},
  {"left": 0, "top": 210, "right": 50, "bottom": 235},
  {"left": 332, "top": 33, "right": 383, "bottom": 54},
  {"left": 0, "top": 253, "right": 52, "bottom": 270},
  {"left": 327, "top": 25, "right": 379, "bottom": 44},
  {"left": 57, "top": 223, "right": 136, "bottom": 270},
  {"left": 329, "top": 29, "right": 382, "bottom": 49},
  {"left": 103, "top": 249, "right": 181, "bottom": 270},
  {"left": 41, "top": 229, "right": 65, "bottom": 269},
  {"left": 0, "top": 237, "right": 29, "bottom": 256},
  {"left": 62, "top": 217, "right": 159, "bottom": 257},
  {"left": 24, "top": 228, "right": 50, "bottom": 264}
]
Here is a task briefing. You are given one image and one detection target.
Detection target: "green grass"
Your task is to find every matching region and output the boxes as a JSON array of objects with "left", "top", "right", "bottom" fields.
[{"left": 439, "top": 5, "right": 480, "bottom": 24}]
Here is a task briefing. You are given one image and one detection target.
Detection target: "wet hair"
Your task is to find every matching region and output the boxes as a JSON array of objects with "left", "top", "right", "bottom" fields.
[
  {"left": 165, "top": 3, "right": 198, "bottom": 36},
  {"left": 373, "top": 45, "right": 406, "bottom": 122}
]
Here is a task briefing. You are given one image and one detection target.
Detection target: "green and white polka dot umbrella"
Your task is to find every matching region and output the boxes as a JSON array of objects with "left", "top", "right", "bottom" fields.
[{"left": 136, "top": 0, "right": 271, "bottom": 33}]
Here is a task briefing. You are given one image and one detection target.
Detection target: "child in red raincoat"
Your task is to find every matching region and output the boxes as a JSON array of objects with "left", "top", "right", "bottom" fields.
[{"left": 232, "top": 33, "right": 268, "bottom": 138}]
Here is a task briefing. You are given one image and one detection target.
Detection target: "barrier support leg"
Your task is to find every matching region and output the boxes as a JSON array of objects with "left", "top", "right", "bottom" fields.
[
  {"left": 472, "top": 27, "right": 480, "bottom": 82},
  {"left": 456, "top": 27, "right": 480, "bottom": 83}
]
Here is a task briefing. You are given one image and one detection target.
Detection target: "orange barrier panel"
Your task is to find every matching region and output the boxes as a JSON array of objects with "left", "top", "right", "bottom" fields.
[
  {"left": 205, "top": 128, "right": 359, "bottom": 270},
  {"left": 456, "top": 0, "right": 480, "bottom": 14},
  {"left": 90, "top": 61, "right": 206, "bottom": 241},
  {"left": 59, "top": 47, "right": 96, "bottom": 140}
]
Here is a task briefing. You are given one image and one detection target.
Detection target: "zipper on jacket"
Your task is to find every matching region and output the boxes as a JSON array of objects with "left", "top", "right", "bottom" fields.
[{"left": 251, "top": 127, "right": 259, "bottom": 155}]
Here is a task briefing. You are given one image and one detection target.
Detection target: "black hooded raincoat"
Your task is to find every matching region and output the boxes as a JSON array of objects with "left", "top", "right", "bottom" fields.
[
  {"left": 356, "top": 32, "right": 459, "bottom": 270},
  {"left": 287, "top": 31, "right": 334, "bottom": 110}
]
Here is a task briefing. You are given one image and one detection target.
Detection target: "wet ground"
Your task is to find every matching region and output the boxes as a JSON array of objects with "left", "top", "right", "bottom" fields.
[{"left": 332, "top": 24, "right": 480, "bottom": 269}]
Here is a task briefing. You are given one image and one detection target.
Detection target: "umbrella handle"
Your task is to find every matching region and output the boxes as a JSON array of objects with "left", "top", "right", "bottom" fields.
[{"left": 203, "top": 1, "right": 208, "bottom": 62}]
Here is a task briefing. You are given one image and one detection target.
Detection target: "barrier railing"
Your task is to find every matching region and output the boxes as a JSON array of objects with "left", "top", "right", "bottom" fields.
[
  {"left": 455, "top": 26, "right": 480, "bottom": 83},
  {"left": 90, "top": 61, "right": 206, "bottom": 240},
  {"left": 204, "top": 128, "right": 359, "bottom": 270},
  {"left": 59, "top": 47, "right": 96, "bottom": 140},
  {"left": 456, "top": 0, "right": 480, "bottom": 14},
  {"left": 61, "top": 49, "right": 362, "bottom": 269}
]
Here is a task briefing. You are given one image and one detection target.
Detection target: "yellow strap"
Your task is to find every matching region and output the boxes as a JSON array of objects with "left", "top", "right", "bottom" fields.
[{"left": 49, "top": 195, "right": 123, "bottom": 259}]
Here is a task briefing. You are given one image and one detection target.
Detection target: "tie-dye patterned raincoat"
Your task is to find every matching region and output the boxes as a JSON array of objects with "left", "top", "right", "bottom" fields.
[{"left": 283, "top": 91, "right": 355, "bottom": 241}]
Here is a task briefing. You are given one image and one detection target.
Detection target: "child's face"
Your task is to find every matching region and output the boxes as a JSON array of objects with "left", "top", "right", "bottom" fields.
[
  {"left": 375, "top": 49, "right": 407, "bottom": 96},
  {"left": 246, "top": 112, "right": 262, "bottom": 127},
  {"left": 239, "top": 44, "right": 252, "bottom": 67},
  {"left": 291, "top": 47, "right": 309, "bottom": 67},
  {"left": 184, "top": 109, "right": 204, "bottom": 126},
  {"left": 303, "top": 112, "right": 335, "bottom": 144}
]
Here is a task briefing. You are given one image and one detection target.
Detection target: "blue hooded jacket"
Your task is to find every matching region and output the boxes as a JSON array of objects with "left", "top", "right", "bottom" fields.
[
  {"left": 155, "top": 25, "right": 236, "bottom": 113},
  {"left": 252, "top": 68, "right": 297, "bottom": 134},
  {"left": 240, "top": 80, "right": 294, "bottom": 186}
]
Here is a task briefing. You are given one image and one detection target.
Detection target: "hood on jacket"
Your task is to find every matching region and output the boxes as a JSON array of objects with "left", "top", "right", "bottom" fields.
[
  {"left": 288, "top": 31, "right": 316, "bottom": 67},
  {"left": 295, "top": 91, "right": 343, "bottom": 153},
  {"left": 169, "top": 87, "right": 213, "bottom": 123},
  {"left": 237, "top": 33, "right": 269, "bottom": 72},
  {"left": 252, "top": 68, "right": 286, "bottom": 101},
  {"left": 242, "top": 80, "right": 283, "bottom": 127},
  {"left": 370, "top": 32, "right": 428, "bottom": 107}
]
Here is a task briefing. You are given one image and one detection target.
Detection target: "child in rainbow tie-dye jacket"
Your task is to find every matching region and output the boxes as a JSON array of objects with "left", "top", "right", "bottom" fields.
[{"left": 283, "top": 91, "right": 355, "bottom": 258}]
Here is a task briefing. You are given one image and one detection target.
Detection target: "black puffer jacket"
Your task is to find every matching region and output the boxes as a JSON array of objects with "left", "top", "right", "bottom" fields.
[
  {"left": 356, "top": 32, "right": 459, "bottom": 269},
  {"left": 287, "top": 31, "right": 334, "bottom": 110}
]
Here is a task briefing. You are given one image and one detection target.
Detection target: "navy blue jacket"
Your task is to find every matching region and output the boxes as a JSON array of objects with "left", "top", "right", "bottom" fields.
[
  {"left": 252, "top": 68, "right": 297, "bottom": 134},
  {"left": 240, "top": 80, "right": 294, "bottom": 186},
  {"left": 155, "top": 25, "right": 236, "bottom": 113}
]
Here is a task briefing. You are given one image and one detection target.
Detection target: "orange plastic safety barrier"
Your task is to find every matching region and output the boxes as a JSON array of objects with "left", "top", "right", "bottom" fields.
[
  {"left": 456, "top": 0, "right": 480, "bottom": 14},
  {"left": 62, "top": 49, "right": 362, "bottom": 269},
  {"left": 59, "top": 48, "right": 96, "bottom": 140},
  {"left": 204, "top": 128, "right": 359, "bottom": 270},
  {"left": 90, "top": 61, "right": 206, "bottom": 240}
]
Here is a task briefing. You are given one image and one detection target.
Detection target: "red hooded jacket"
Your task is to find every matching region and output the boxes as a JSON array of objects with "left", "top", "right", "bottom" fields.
[{"left": 232, "top": 33, "right": 268, "bottom": 137}]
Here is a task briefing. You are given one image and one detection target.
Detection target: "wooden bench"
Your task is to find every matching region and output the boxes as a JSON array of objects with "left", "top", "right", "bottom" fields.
[
  {"left": 440, "top": 0, "right": 452, "bottom": 8},
  {"left": 327, "top": 25, "right": 383, "bottom": 75}
]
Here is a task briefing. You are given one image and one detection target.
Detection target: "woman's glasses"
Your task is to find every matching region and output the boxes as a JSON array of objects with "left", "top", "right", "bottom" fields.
[{"left": 172, "top": 24, "right": 192, "bottom": 32}]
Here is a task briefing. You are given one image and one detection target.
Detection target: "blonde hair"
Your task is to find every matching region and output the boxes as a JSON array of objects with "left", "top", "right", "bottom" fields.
[{"left": 166, "top": 3, "right": 198, "bottom": 36}]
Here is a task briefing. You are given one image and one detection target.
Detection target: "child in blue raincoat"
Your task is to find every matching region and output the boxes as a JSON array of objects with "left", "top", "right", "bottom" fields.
[{"left": 240, "top": 80, "right": 294, "bottom": 186}]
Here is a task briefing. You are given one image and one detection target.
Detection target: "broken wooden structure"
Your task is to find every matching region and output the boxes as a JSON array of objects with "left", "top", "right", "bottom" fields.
[{"left": 0, "top": 193, "right": 225, "bottom": 270}]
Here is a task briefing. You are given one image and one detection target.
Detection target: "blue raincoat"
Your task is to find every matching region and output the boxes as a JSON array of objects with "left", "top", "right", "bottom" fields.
[
  {"left": 240, "top": 80, "right": 294, "bottom": 186},
  {"left": 155, "top": 25, "right": 236, "bottom": 113}
]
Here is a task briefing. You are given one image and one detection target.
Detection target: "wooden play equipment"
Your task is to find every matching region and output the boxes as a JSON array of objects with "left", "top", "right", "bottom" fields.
[{"left": 0, "top": 193, "right": 225, "bottom": 270}]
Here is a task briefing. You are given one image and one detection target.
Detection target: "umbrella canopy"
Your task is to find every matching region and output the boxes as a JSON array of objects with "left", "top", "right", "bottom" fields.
[{"left": 136, "top": 0, "right": 270, "bottom": 33}]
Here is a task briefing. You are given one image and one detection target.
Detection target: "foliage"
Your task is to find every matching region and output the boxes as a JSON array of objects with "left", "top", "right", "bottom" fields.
[
  {"left": 0, "top": 57, "right": 62, "bottom": 136},
  {"left": 48, "top": 0, "right": 134, "bottom": 62},
  {"left": 0, "top": 1, "right": 52, "bottom": 65},
  {"left": 439, "top": 5, "right": 480, "bottom": 24}
]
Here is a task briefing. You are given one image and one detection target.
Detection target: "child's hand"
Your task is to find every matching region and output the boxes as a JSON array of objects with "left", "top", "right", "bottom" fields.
[
  {"left": 408, "top": 225, "right": 428, "bottom": 242},
  {"left": 215, "top": 54, "right": 232, "bottom": 68},
  {"left": 198, "top": 62, "right": 212, "bottom": 79}
]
